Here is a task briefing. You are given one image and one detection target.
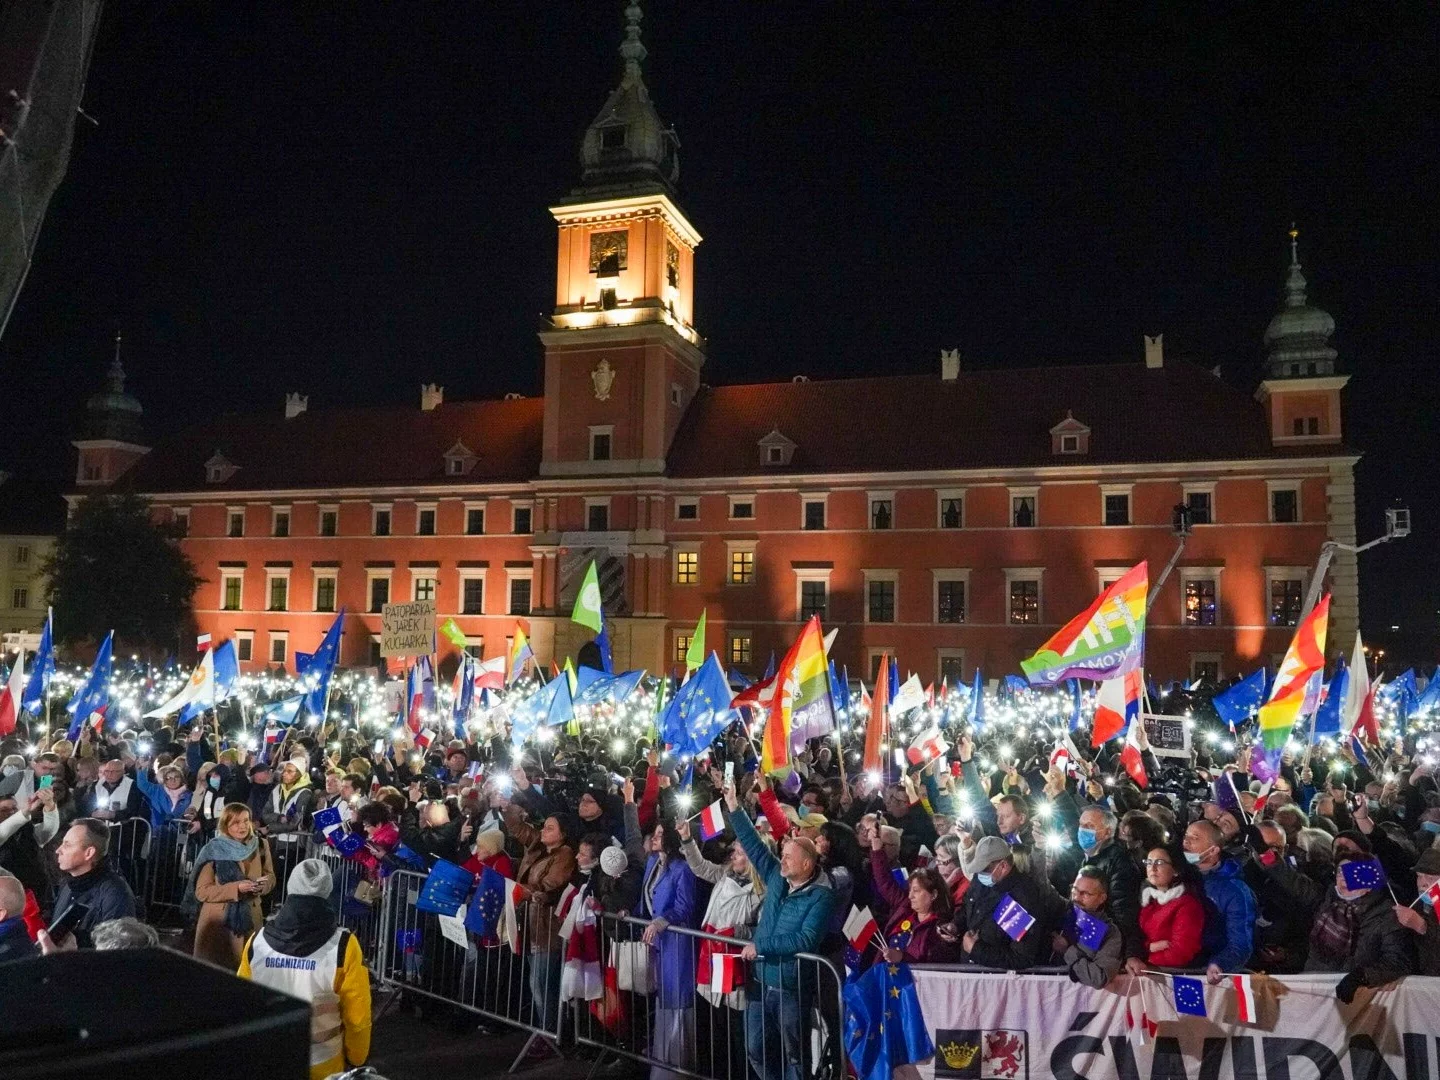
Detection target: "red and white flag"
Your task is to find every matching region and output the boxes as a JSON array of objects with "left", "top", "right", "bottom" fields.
[
  {"left": 1231, "top": 974, "right": 1258, "bottom": 1024},
  {"left": 906, "top": 726, "right": 950, "bottom": 767},
  {"left": 0, "top": 652, "right": 24, "bottom": 738},
  {"left": 1093, "top": 669, "right": 1141, "bottom": 747},
  {"left": 709, "top": 953, "right": 739, "bottom": 995},
  {"left": 843, "top": 905, "right": 879, "bottom": 953},
  {"left": 196, "top": 633, "right": 212, "bottom": 653},
  {"left": 1120, "top": 710, "right": 1149, "bottom": 788},
  {"left": 697, "top": 799, "right": 726, "bottom": 842},
  {"left": 1252, "top": 782, "right": 1273, "bottom": 815},
  {"left": 502, "top": 877, "right": 524, "bottom": 955},
  {"left": 473, "top": 655, "right": 506, "bottom": 694},
  {"left": 1426, "top": 880, "right": 1440, "bottom": 908},
  {"left": 414, "top": 729, "right": 434, "bottom": 751}
]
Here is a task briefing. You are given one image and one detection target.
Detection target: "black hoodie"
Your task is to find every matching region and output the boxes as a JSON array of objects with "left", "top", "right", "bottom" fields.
[{"left": 261, "top": 894, "right": 340, "bottom": 957}]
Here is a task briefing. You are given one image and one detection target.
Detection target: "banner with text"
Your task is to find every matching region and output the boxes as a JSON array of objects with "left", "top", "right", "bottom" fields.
[
  {"left": 381, "top": 600, "right": 436, "bottom": 658},
  {"left": 903, "top": 969, "right": 1440, "bottom": 1080}
]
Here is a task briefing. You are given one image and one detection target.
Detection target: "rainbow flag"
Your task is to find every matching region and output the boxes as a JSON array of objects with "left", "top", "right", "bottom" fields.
[
  {"left": 1021, "top": 562, "right": 1148, "bottom": 686},
  {"left": 1257, "top": 594, "right": 1330, "bottom": 751},
  {"left": 507, "top": 624, "right": 534, "bottom": 685},
  {"left": 761, "top": 616, "right": 833, "bottom": 775}
]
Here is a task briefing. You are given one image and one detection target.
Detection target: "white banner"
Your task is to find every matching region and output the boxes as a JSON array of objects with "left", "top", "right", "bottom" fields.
[{"left": 904, "top": 969, "right": 1440, "bottom": 1080}]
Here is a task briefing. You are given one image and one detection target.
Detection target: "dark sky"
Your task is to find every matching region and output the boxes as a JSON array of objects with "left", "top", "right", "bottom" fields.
[{"left": 2, "top": 3, "right": 1436, "bottom": 657}]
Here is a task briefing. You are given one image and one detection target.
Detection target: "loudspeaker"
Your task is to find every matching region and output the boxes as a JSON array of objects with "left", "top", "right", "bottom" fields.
[{"left": 0, "top": 948, "right": 312, "bottom": 1079}]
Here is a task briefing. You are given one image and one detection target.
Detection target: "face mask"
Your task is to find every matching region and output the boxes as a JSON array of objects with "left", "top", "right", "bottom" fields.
[
  {"left": 1421, "top": 890, "right": 1437, "bottom": 908},
  {"left": 208, "top": 776, "right": 221, "bottom": 790},
  {"left": 977, "top": 872, "right": 996, "bottom": 888},
  {"left": 1002, "top": 832, "right": 1021, "bottom": 846},
  {"left": 578, "top": 859, "right": 597, "bottom": 874},
  {"left": 1367, "top": 799, "right": 1380, "bottom": 812},
  {"left": 1424, "top": 822, "right": 1440, "bottom": 835},
  {"left": 1183, "top": 851, "right": 1204, "bottom": 865},
  {"left": 1076, "top": 828, "right": 1098, "bottom": 851},
  {"left": 1335, "top": 885, "right": 1366, "bottom": 902}
]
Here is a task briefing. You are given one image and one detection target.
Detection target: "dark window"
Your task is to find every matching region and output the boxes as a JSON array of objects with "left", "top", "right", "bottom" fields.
[
  {"left": 1009, "top": 580, "right": 1039, "bottom": 624},
  {"left": 940, "top": 498, "right": 963, "bottom": 529},
  {"left": 592, "top": 433, "right": 611, "bottom": 461},
  {"left": 939, "top": 655, "right": 965, "bottom": 684},
  {"left": 869, "top": 654, "right": 885, "bottom": 683},
  {"left": 513, "top": 507, "right": 532, "bottom": 534},
  {"left": 222, "top": 577, "right": 242, "bottom": 611},
  {"left": 1272, "top": 489, "right": 1299, "bottom": 523},
  {"left": 937, "top": 580, "right": 966, "bottom": 624},
  {"left": 1012, "top": 496, "right": 1035, "bottom": 528},
  {"left": 1292, "top": 417, "right": 1306, "bottom": 436},
  {"left": 236, "top": 636, "right": 252, "bottom": 662},
  {"left": 268, "top": 577, "right": 288, "bottom": 612},
  {"left": 867, "top": 579, "right": 895, "bottom": 623},
  {"left": 227, "top": 511, "right": 245, "bottom": 538},
  {"left": 369, "top": 576, "right": 390, "bottom": 613},
  {"left": 273, "top": 511, "right": 290, "bottom": 538},
  {"left": 368, "top": 640, "right": 383, "bottom": 667},
  {"left": 315, "top": 576, "right": 336, "bottom": 613},
  {"left": 462, "top": 578, "right": 484, "bottom": 614},
  {"left": 588, "top": 503, "right": 610, "bottom": 531},
  {"left": 731, "top": 501, "right": 754, "bottom": 520},
  {"left": 373, "top": 509, "right": 391, "bottom": 536},
  {"left": 800, "top": 580, "right": 827, "bottom": 621},
  {"left": 173, "top": 511, "right": 189, "bottom": 537},
  {"left": 510, "top": 578, "right": 531, "bottom": 616},
  {"left": 466, "top": 508, "right": 485, "bottom": 535},
  {"left": 270, "top": 637, "right": 286, "bottom": 664},
  {"left": 676, "top": 501, "right": 698, "bottom": 521},
  {"left": 1270, "top": 579, "right": 1304, "bottom": 626},
  {"left": 803, "top": 500, "right": 825, "bottom": 530},
  {"left": 1307, "top": 417, "right": 1320, "bottom": 435},
  {"left": 767, "top": 446, "right": 782, "bottom": 464},
  {"left": 600, "top": 125, "right": 626, "bottom": 149},
  {"left": 1193, "top": 660, "right": 1220, "bottom": 684},
  {"left": 1185, "top": 491, "right": 1211, "bottom": 525},
  {"left": 870, "top": 500, "right": 893, "bottom": 530},
  {"left": 417, "top": 509, "right": 436, "bottom": 536},
  {"left": 1183, "top": 578, "right": 1217, "bottom": 626},
  {"left": 319, "top": 510, "right": 338, "bottom": 537},
  {"left": 1103, "top": 494, "right": 1130, "bottom": 526}
]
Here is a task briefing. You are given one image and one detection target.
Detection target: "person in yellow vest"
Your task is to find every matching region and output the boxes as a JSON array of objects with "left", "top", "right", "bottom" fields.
[{"left": 237, "top": 858, "right": 371, "bottom": 1079}]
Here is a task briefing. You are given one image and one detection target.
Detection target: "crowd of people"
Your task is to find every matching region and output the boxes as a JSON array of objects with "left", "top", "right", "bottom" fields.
[{"left": 3, "top": 685, "right": 1440, "bottom": 1078}]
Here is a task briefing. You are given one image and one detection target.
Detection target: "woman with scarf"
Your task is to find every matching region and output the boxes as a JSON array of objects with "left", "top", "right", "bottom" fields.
[
  {"left": 135, "top": 762, "right": 194, "bottom": 838},
  {"left": 1137, "top": 846, "right": 1205, "bottom": 968},
  {"left": 191, "top": 802, "right": 274, "bottom": 968},
  {"left": 677, "top": 815, "right": 764, "bottom": 1080}
]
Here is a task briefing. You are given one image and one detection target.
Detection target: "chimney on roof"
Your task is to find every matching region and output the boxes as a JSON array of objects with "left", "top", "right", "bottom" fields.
[
  {"left": 284, "top": 392, "right": 308, "bottom": 419},
  {"left": 421, "top": 383, "right": 444, "bottom": 411},
  {"left": 940, "top": 348, "right": 960, "bottom": 381},
  {"left": 1144, "top": 334, "right": 1164, "bottom": 369}
]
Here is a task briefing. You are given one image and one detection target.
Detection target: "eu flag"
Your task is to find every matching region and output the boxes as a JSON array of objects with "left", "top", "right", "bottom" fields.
[
  {"left": 416, "top": 858, "right": 477, "bottom": 916},
  {"left": 330, "top": 830, "right": 365, "bottom": 858},
  {"left": 659, "top": 652, "right": 735, "bottom": 758},
  {"left": 842, "top": 962, "right": 934, "bottom": 1080},
  {"left": 576, "top": 668, "right": 644, "bottom": 707},
  {"left": 466, "top": 866, "right": 507, "bottom": 937},
  {"left": 1172, "top": 974, "right": 1208, "bottom": 1017},
  {"left": 66, "top": 631, "right": 113, "bottom": 740},
  {"left": 1067, "top": 904, "right": 1109, "bottom": 951},
  {"left": 969, "top": 668, "right": 985, "bottom": 734},
  {"left": 299, "top": 610, "right": 345, "bottom": 719},
  {"left": 1341, "top": 857, "right": 1387, "bottom": 893},
  {"left": 20, "top": 609, "right": 55, "bottom": 716},
  {"left": 1313, "top": 661, "right": 1347, "bottom": 740},
  {"left": 1212, "top": 668, "right": 1267, "bottom": 729}
]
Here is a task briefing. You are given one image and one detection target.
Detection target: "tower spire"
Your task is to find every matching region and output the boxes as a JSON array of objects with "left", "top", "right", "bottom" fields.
[
  {"left": 619, "top": 2, "right": 646, "bottom": 84},
  {"left": 1284, "top": 223, "right": 1308, "bottom": 308},
  {"left": 108, "top": 330, "right": 126, "bottom": 393}
]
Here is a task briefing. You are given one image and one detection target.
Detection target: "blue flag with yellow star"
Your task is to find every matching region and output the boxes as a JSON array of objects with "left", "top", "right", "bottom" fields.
[
  {"left": 465, "top": 866, "right": 507, "bottom": 937},
  {"left": 659, "top": 652, "right": 735, "bottom": 758},
  {"left": 843, "top": 962, "right": 933, "bottom": 1080}
]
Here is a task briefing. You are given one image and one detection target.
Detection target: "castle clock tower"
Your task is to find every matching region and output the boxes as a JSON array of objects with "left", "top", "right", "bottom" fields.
[{"left": 539, "top": 2, "right": 704, "bottom": 479}]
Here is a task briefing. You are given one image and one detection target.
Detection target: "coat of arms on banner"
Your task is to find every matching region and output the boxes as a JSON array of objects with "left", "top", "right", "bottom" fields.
[{"left": 934, "top": 1029, "right": 1028, "bottom": 1080}]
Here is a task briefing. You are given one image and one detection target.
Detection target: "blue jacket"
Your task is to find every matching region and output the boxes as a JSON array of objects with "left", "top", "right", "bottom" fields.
[
  {"left": 731, "top": 805, "right": 833, "bottom": 990},
  {"left": 639, "top": 852, "right": 698, "bottom": 1008},
  {"left": 1200, "top": 857, "right": 1256, "bottom": 973},
  {"left": 135, "top": 770, "right": 193, "bottom": 837},
  {"left": 53, "top": 867, "right": 137, "bottom": 948}
]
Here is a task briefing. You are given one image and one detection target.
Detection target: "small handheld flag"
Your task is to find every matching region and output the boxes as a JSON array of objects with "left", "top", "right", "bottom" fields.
[
  {"left": 993, "top": 894, "right": 1035, "bottom": 941},
  {"left": 1340, "top": 857, "right": 1386, "bottom": 893},
  {"left": 843, "top": 905, "right": 880, "bottom": 953},
  {"left": 709, "top": 953, "right": 740, "bottom": 994},
  {"left": 1068, "top": 904, "right": 1108, "bottom": 951},
  {"left": 1172, "top": 974, "right": 1208, "bottom": 1018},
  {"left": 1231, "top": 974, "right": 1258, "bottom": 1025},
  {"left": 697, "top": 799, "right": 726, "bottom": 842}
]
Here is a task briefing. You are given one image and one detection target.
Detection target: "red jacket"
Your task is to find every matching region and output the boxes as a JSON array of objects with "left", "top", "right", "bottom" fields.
[{"left": 1137, "top": 887, "right": 1206, "bottom": 968}]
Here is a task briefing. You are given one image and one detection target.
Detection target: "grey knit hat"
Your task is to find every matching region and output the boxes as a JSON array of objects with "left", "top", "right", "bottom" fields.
[{"left": 287, "top": 858, "right": 334, "bottom": 898}]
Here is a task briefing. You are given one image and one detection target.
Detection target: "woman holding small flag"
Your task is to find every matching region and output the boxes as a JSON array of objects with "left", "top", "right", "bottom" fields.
[{"left": 867, "top": 827, "right": 957, "bottom": 964}]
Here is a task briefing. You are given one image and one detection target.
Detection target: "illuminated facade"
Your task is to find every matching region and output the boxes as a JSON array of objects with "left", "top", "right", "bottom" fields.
[{"left": 73, "top": 10, "right": 1359, "bottom": 685}]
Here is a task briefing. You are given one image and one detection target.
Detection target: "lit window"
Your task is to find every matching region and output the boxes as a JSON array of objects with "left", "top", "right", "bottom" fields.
[
  {"left": 1009, "top": 580, "right": 1039, "bottom": 624},
  {"left": 675, "top": 550, "right": 698, "bottom": 585},
  {"left": 674, "top": 634, "right": 693, "bottom": 666},
  {"left": 729, "top": 550, "right": 754, "bottom": 585},
  {"left": 729, "top": 633, "right": 753, "bottom": 667},
  {"left": 414, "top": 577, "right": 436, "bottom": 602},
  {"left": 1183, "top": 578, "right": 1217, "bottom": 626},
  {"left": 1270, "top": 579, "right": 1304, "bottom": 626}
]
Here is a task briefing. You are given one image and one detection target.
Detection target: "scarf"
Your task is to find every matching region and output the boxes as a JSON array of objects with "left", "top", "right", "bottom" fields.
[
  {"left": 188, "top": 833, "right": 261, "bottom": 938},
  {"left": 1141, "top": 884, "right": 1185, "bottom": 907},
  {"left": 1310, "top": 895, "right": 1362, "bottom": 965}
]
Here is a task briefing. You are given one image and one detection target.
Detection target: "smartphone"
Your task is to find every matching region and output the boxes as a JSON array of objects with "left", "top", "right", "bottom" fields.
[
  {"left": 47, "top": 901, "right": 89, "bottom": 942},
  {"left": 373, "top": 739, "right": 385, "bottom": 756},
  {"left": 724, "top": 761, "right": 735, "bottom": 786},
  {"left": 38, "top": 775, "right": 54, "bottom": 790}
]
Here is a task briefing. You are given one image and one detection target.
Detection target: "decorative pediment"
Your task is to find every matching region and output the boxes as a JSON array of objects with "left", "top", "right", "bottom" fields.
[
  {"left": 443, "top": 440, "right": 479, "bottom": 477},
  {"left": 1049, "top": 411, "right": 1090, "bottom": 456},
  {"left": 204, "top": 451, "right": 239, "bottom": 484},
  {"left": 758, "top": 428, "right": 797, "bottom": 467}
]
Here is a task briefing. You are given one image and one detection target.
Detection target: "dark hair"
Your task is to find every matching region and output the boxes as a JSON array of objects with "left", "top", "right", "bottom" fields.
[
  {"left": 579, "top": 831, "right": 611, "bottom": 858},
  {"left": 818, "top": 820, "right": 862, "bottom": 875},
  {"left": 69, "top": 817, "right": 110, "bottom": 858},
  {"left": 907, "top": 867, "right": 953, "bottom": 921},
  {"left": 800, "top": 784, "right": 831, "bottom": 815},
  {"left": 342, "top": 772, "right": 366, "bottom": 790},
  {"left": 652, "top": 821, "right": 682, "bottom": 859},
  {"left": 1120, "top": 809, "right": 1167, "bottom": 851},
  {"left": 357, "top": 802, "right": 392, "bottom": 828},
  {"left": 1075, "top": 864, "right": 1109, "bottom": 896}
]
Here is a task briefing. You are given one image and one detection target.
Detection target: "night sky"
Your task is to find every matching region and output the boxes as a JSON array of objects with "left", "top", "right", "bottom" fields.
[{"left": 1, "top": 3, "right": 1435, "bottom": 659}]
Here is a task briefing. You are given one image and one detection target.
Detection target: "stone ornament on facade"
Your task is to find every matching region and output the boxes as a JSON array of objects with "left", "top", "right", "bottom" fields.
[{"left": 592, "top": 359, "right": 616, "bottom": 401}]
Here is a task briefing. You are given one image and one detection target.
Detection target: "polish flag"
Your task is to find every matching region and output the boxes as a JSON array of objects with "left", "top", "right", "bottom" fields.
[
  {"left": 1231, "top": 974, "right": 1258, "bottom": 1025},
  {"left": 473, "top": 655, "right": 506, "bottom": 693},
  {"left": 1093, "top": 669, "right": 1141, "bottom": 748},
  {"left": 1050, "top": 733, "right": 1083, "bottom": 776},
  {"left": 906, "top": 726, "right": 950, "bottom": 767},
  {"left": 697, "top": 799, "right": 726, "bottom": 842},
  {"left": 1425, "top": 880, "right": 1440, "bottom": 908},
  {"left": 502, "top": 877, "right": 525, "bottom": 955},
  {"left": 196, "top": 633, "right": 212, "bottom": 653},
  {"left": 1252, "top": 782, "right": 1273, "bottom": 815},
  {"left": 709, "top": 953, "right": 739, "bottom": 995},
  {"left": 1120, "top": 711, "right": 1148, "bottom": 788},
  {"left": 0, "top": 653, "right": 24, "bottom": 738},
  {"left": 414, "top": 729, "right": 434, "bottom": 751},
  {"left": 843, "top": 905, "right": 879, "bottom": 953}
]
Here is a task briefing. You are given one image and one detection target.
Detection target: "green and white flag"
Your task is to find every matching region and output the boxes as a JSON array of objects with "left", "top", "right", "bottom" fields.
[{"left": 571, "top": 561, "right": 604, "bottom": 634}]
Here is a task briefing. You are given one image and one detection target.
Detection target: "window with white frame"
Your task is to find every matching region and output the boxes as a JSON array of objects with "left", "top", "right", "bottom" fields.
[
  {"left": 728, "top": 631, "right": 753, "bottom": 667},
  {"left": 863, "top": 570, "right": 898, "bottom": 623},
  {"left": 1266, "top": 568, "right": 1306, "bottom": 626},
  {"left": 318, "top": 506, "right": 338, "bottom": 537},
  {"left": 933, "top": 570, "right": 969, "bottom": 624},
  {"left": 795, "top": 568, "right": 831, "bottom": 621},
  {"left": 367, "top": 571, "right": 391, "bottom": 613},
  {"left": 869, "top": 493, "right": 894, "bottom": 530},
  {"left": 1010, "top": 489, "right": 1037, "bottom": 528},
  {"left": 802, "top": 496, "right": 826, "bottom": 530},
  {"left": 458, "top": 571, "right": 486, "bottom": 615},
  {"left": 465, "top": 504, "right": 486, "bottom": 535},
  {"left": 729, "top": 496, "right": 755, "bottom": 521},
  {"left": 727, "top": 541, "right": 756, "bottom": 585},
  {"left": 507, "top": 569, "right": 533, "bottom": 615},
  {"left": 272, "top": 507, "right": 291, "bottom": 537},
  {"left": 413, "top": 575, "right": 437, "bottom": 603},
  {"left": 512, "top": 503, "right": 533, "bottom": 534},
  {"left": 372, "top": 504, "right": 392, "bottom": 536},
  {"left": 589, "top": 426, "right": 613, "bottom": 462},
  {"left": 1269, "top": 484, "right": 1299, "bottom": 524},
  {"left": 221, "top": 571, "right": 244, "bottom": 612},
  {"left": 313, "top": 573, "right": 337, "bottom": 613},
  {"left": 266, "top": 570, "right": 290, "bottom": 612},
  {"left": 586, "top": 498, "right": 610, "bottom": 532},
  {"left": 1190, "top": 653, "right": 1222, "bottom": 685},
  {"left": 227, "top": 508, "right": 245, "bottom": 538},
  {"left": 1005, "top": 568, "right": 1042, "bottom": 624},
  {"left": 937, "top": 491, "right": 964, "bottom": 529},
  {"left": 235, "top": 631, "right": 253, "bottom": 662},
  {"left": 1101, "top": 486, "right": 1132, "bottom": 526},
  {"left": 675, "top": 498, "right": 698, "bottom": 521},
  {"left": 937, "top": 649, "right": 965, "bottom": 685},
  {"left": 1181, "top": 569, "right": 1220, "bottom": 627},
  {"left": 674, "top": 545, "right": 699, "bottom": 585},
  {"left": 416, "top": 505, "right": 437, "bottom": 536},
  {"left": 1183, "top": 485, "right": 1214, "bottom": 525},
  {"left": 269, "top": 632, "right": 288, "bottom": 665}
]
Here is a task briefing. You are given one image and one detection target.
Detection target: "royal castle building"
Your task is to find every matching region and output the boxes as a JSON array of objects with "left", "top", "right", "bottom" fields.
[{"left": 73, "top": 7, "right": 1359, "bottom": 684}]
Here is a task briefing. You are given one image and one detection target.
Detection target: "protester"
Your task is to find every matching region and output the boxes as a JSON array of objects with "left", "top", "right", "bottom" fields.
[
  {"left": 135, "top": 761, "right": 193, "bottom": 836},
  {"left": 1394, "top": 847, "right": 1440, "bottom": 975},
  {"left": 1137, "top": 846, "right": 1205, "bottom": 968},
  {"left": 48, "top": 818, "right": 137, "bottom": 948},
  {"left": 946, "top": 835, "right": 1048, "bottom": 969},
  {"left": 503, "top": 801, "right": 577, "bottom": 1035},
  {"left": 1052, "top": 866, "right": 1122, "bottom": 988},
  {"left": 1182, "top": 819, "right": 1257, "bottom": 982},
  {"left": 239, "top": 859, "right": 371, "bottom": 1079},
  {"left": 868, "top": 827, "right": 957, "bottom": 963},
  {"left": 92, "top": 916, "right": 161, "bottom": 950},
  {"left": 190, "top": 802, "right": 275, "bottom": 968},
  {"left": 0, "top": 872, "right": 32, "bottom": 961},
  {"left": 638, "top": 820, "right": 698, "bottom": 1080},
  {"left": 85, "top": 758, "right": 145, "bottom": 821}
]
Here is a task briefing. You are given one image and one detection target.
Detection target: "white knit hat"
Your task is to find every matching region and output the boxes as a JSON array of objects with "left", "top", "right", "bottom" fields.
[
  {"left": 599, "top": 845, "right": 628, "bottom": 879},
  {"left": 287, "top": 858, "right": 333, "bottom": 898}
]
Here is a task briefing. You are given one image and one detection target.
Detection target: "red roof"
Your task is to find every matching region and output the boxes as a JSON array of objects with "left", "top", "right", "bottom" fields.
[
  {"left": 119, "top": 398, "right": 543, "bottom": 493},
  {"left": 666, "top": 361, "right": 1342, "bottom": 476}
]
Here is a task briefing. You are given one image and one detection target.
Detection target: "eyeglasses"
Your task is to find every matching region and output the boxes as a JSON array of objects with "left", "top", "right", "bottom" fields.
[{"left": 1142, "top": 859, "right": 1172, "bottom": 868}]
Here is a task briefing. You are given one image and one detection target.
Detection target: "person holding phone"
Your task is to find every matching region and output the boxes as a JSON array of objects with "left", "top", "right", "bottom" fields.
[
  {"left": 47, "top": 818, "right": 136, "bottom": 949},
  {"left": 189, "top": 802, "right": 274, "bottom": 968}
]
